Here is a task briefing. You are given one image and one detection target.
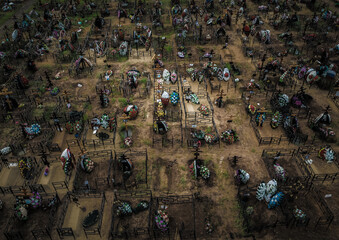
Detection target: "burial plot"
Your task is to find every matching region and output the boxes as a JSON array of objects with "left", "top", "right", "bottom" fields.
[
  {"left": 180, "top": 66, "right": 217, "bottom": 146},
  {"left": 0, "top": 156, "right": 43, "bottom": 188},
  {"left": 247, "top": 108, "right": 288, "bottom": 146},
  {"left": 294, "top": 146, "right": 339, "bottom": 184},
  {"left": 279, "top": 186, "right": 334, "bottom": 229},
  {"left": 186, "top": 148, "right": 215, "bottom": 187},
  {"left": 82, "top": 113, "right": 117, "bottom": 151},
  {"left": 57, "top": 192, "right": 107, "bottom": 239},
  {"left": 237, "top": 184, "right": 289, "bottom": 233},
  {"left": 151, "top": 157, "right": 181, "bottom": 192},
  {"left": 153, "top": 68, "right": 183, "bottom": 148},
  {"left": 112, "top": 149, "right": 148, "bottom": 189},
  {"left": 194, "top": 194, "right": 218, "bottom": 238},
  {"left": 261, "top": 149, "right": 308, "bottom": 184},
  {"left": 110, "top": 190, "right": 152, "bottom": 239},
  {"left": 73, "top": 150, "right": 113, "bottom": 193},
  {"left": 4, "top": 192, "right": 59, "bottom": 240},
  {"left": 36, "top": 155, "right": 72, "bottom": 193},
  {"left": 0, "top": 194, "right": 16, "bottom": 237},
  {"left": 152, "top": 194, "right": 196, "bottom": 239}
]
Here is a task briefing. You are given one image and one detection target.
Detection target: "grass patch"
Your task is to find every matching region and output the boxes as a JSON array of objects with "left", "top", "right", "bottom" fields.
[
  {"left": 205, "top": 126, "right": 212, "bottom": 133},
  {"left": 118, "top": 98, "right": 128, "bottom": 107},
  {"left": 83, "top": 102, "right": 92, "bottom": 111},
  {"left": 196, "top": 46, "right": 205, "bottom": 52},
  {"left": 164, "top": 45, "right": 173, "bottom": 53},
  {"left": 161, "top": 29, "right": 176, "bottom": 39},
  {"left": 224, "top": 62, "right": 232, "bottom": 70},
  {"left": 142, "top": 139, "right": 152, "bottom": 146},
  {"left": 251, "top": 148, "right": 256, "bottom": 153},
  {"left": 180, "top": 166, "right": 187, "bottom": 171},
  {"left": 83, "top": 113, "right": 88, "bottom": 122},
  {"left": 140, "top": 77, "right": 147, "bottom": 86},
  {"left": 119, "top": 125, "right": 134, "bottom": 145},
  {"left": 0, "top": 11, "right": 15, "bottom": 26},
  {"left": 135, "top": 161, "right": 146, "bottom": 182},
  {"left": 180, "top": 176, "right": 186, "bottom": 185},
  {"left": 222, "top": 171, "right": 229, "bottom": 179},
  {"left": 116, "top": 55, "right": 129, "bottom": 62}
]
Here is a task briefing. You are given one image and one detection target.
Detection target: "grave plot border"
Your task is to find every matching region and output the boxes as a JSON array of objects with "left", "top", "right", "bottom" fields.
[
  {"left": 51, "top": 153, "right": 73, "bottom": 192},
  {"left": 113, "top": 149, "right": 148, "bottom": 189},
  {"left": 60, "top": 95, "right": 91, "bottom": 107},
  {"left": 73, "top": 150, "right": 113, "bottom": 193},
  {"left": 66, "top": 138, "right": 84, "bottom": 152},
  {"left": 4, "top": 192, "right": 60, "bottom": 240},
  {"left": 249, "top": 118, "right": 292, "bottom": 146},
  {"left": 83, "top": 192, "right": 106, "bottom": 238},
  {"left": 237, "top": 184, "right": 289, "bottom": 233},
  {"left": 240, "top": 90, "right": 272, "bottom": 109},
  {"left": 119, "top": 72, "right": 152, "bottom": 99},
  {"left": 152, "top": 194, "right": 196, "bottom": 240},
  {"left": 0, "top": 156, "right": 44, "bottom": 188},
  {"left": 95, "top": 82, "right": 114, "bottom": 95},
  {"left": 28, "top": 139, "right": 60, "bottom": 154},
  {"left": 0, "top": 184, "right": 48, "bottom": 196},
  {"left": 82, "top": 115, "right": 118, "bottom": 151},
  {"left": 153, "top": 104, "right": 183, "bottom": 123},
  {"left": 152, "top": 70, "right": 184, "bottom": 148},
  {"left": 309, "top": 187, "right": 334, "bottom": 229},
  {"left": 151, "top": 121, "right": 184, "bottom": 148},
  {"left": 56, "top": 192, "right": 106, "bottom": 239},
  {"left": 261, "top": 148, "right": 311, "bottom": 185},
  {"left": 277, "top": 184, "right": 334, "bottom": 229},
  {"left": 294, "top": 147, "right": 339, "bottom": 184},
  {"left": 30, "top": 192, "right": 61, "bottom": 239},
  {"left": 182, "top": 78, "right": 219, "bottom": 148},
  {"left": 109, "top": 190, "right": 153, "bottom": 239},
  {"left": 305, "top": 112, "right": 336, "bottom": 144},
  {"left": 182, "top": 103, "right": 213, "bottom": 125}
]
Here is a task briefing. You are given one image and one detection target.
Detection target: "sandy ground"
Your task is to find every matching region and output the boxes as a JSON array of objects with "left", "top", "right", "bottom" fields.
[{"left": 1, "top": 0, "right": 339, "bottom": 239}]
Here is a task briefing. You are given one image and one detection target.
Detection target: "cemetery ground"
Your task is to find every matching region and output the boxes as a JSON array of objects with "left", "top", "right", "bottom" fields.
[{"left": 0, "top": 0, "right": 339, "bottom": 239}]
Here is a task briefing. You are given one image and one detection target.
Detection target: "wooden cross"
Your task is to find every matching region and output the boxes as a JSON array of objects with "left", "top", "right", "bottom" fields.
[
  {"left": 63, "top": 90, "right": 70, "bottom": 103},
  {"left": 192, "top": 147, "right": 202, "bottom": 160},
  {"left": 16, "top": 188, "right": 33, "bottom": 197},
  {"left": 229, "top": 156, "right": 242, "bottom": 167},
  {"left": 0, "top": 88, "right": 13, "bottom": 96},
  {"left": 257, "top": 107, "right": 267, "bottom": 113},
  {"left": 227, "top": 115, "right": 234, "bottom": 128},
  {"left": 217, "top": 89, "right": 224, "bottom": 99}
]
